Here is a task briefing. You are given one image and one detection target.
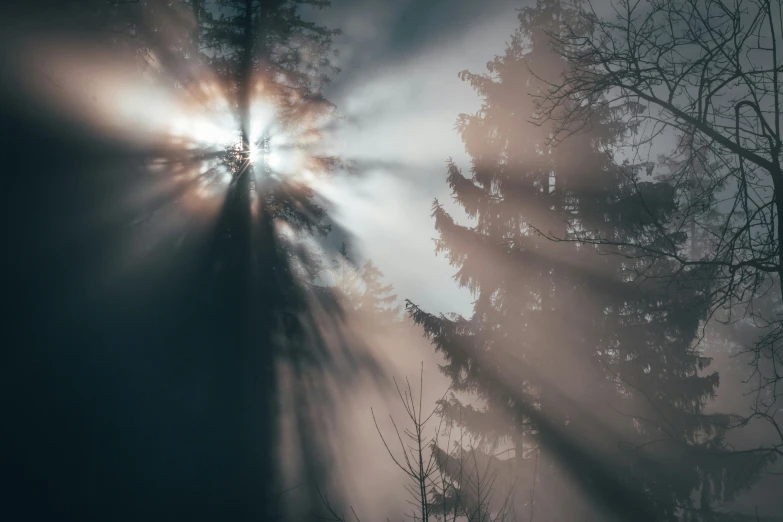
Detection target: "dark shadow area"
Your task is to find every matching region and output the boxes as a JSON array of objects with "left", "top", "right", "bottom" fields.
[{"left": 2, "top": 63, "right": 382, "bottom": 522}]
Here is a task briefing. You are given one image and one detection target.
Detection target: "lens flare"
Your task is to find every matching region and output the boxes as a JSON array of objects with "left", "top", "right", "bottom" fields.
[{"left": 248, "top": 147, "right": 262, "bottom": 164}]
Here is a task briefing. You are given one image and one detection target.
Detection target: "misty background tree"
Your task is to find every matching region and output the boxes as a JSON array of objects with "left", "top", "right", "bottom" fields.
[{"left": 407, "top": 1, "right": 762, "bottom": 520}]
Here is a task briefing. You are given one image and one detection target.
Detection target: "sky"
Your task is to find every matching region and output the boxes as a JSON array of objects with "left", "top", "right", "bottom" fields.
[
  {"left": 311, "top": 0, "right": 526, "bottom": 317},
  {"left": 2, "top": 0, "right": 528, "bottom": 318}
]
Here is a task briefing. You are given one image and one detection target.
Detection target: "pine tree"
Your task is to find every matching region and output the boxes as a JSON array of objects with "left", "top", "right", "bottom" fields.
[
  {"left": 357, "top": 260, "right": 400, "bottom": 324},
  {"left": 178, "top": 1, "right": 343, "bottom": 520},
  {"left": 330, "top": 245, "right": 401, "bottom": 326},
  {"left": 407, "top": 1, "right": 759, "bottom": 521}
]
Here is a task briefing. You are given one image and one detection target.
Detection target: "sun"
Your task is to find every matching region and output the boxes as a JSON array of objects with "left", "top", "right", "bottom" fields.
[
  {"left": 246, "top": 146, "right": 284, "bottom": 170},
  {"left": 248, "top": 147, "right": 262, "bottom": 164}
]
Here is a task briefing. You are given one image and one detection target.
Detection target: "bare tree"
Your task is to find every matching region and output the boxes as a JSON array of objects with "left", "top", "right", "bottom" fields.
[
  {"left": 318, "top": 365, "right": 517, "bottom": 522},
  {"left": 537, "top": 0, "right": 783, "bottom": 466}
]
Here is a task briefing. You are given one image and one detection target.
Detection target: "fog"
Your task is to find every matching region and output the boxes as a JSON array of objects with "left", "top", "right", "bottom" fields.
[{"left": 4, "top": 1, "right": 783, "bottom": 521}]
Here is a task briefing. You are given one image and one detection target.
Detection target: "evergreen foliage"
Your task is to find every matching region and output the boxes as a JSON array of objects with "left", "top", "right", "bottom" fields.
[
  {"left": 407, "top": 1, "right": 762, "bottom": 520},
  {"left": 332, "top": 244, "right": 401, "bottom": 325},
  {"left": 171, "top": 2, "right": 347, "bottom": 520}
]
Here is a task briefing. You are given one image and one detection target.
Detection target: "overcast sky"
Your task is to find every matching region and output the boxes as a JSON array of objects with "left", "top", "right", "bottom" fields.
[{"left": 310, "top": 0, "right": 528, "bottom": 317}]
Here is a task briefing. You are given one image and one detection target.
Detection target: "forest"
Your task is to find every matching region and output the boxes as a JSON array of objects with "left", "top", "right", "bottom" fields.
[{"left": 3, "top": 0, "right": 783, "bottom": 521}]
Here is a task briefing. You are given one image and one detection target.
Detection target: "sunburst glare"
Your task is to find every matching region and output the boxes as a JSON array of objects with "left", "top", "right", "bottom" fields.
[{"left": 248, "top": 147, "right": 263, "bottom": 164}]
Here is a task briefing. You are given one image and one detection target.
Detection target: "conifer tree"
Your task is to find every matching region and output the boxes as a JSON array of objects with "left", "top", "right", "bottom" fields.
[
  {"left": 357, "top": 260, "right": 400, "bottom": 324},
  {"left": 407, "top": 1, "right": 760, "bottom": 520},
  {"left": 330, "top": 245, "right": 400, "bottom": 326},
  {"left": 178, "top": 1, "right": 343, "bottom": 520}
]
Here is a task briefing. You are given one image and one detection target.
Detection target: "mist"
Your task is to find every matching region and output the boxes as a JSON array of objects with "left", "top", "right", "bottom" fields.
[{"left": 4, "top": 1, "right": 783, "bottom": 521}]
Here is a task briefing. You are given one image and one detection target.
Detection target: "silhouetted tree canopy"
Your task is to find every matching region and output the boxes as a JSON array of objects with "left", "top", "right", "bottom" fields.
[{"left": 407, "top": 1, "right": 763, "bottom": 520}]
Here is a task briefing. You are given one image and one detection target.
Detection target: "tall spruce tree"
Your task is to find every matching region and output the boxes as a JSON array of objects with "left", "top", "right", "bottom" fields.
[
  {"left": 176, "top": 1, "right": 343, "bottom": 520},
  {"left": 407, "top": 1, "right": 759, "bottom": 521}
]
